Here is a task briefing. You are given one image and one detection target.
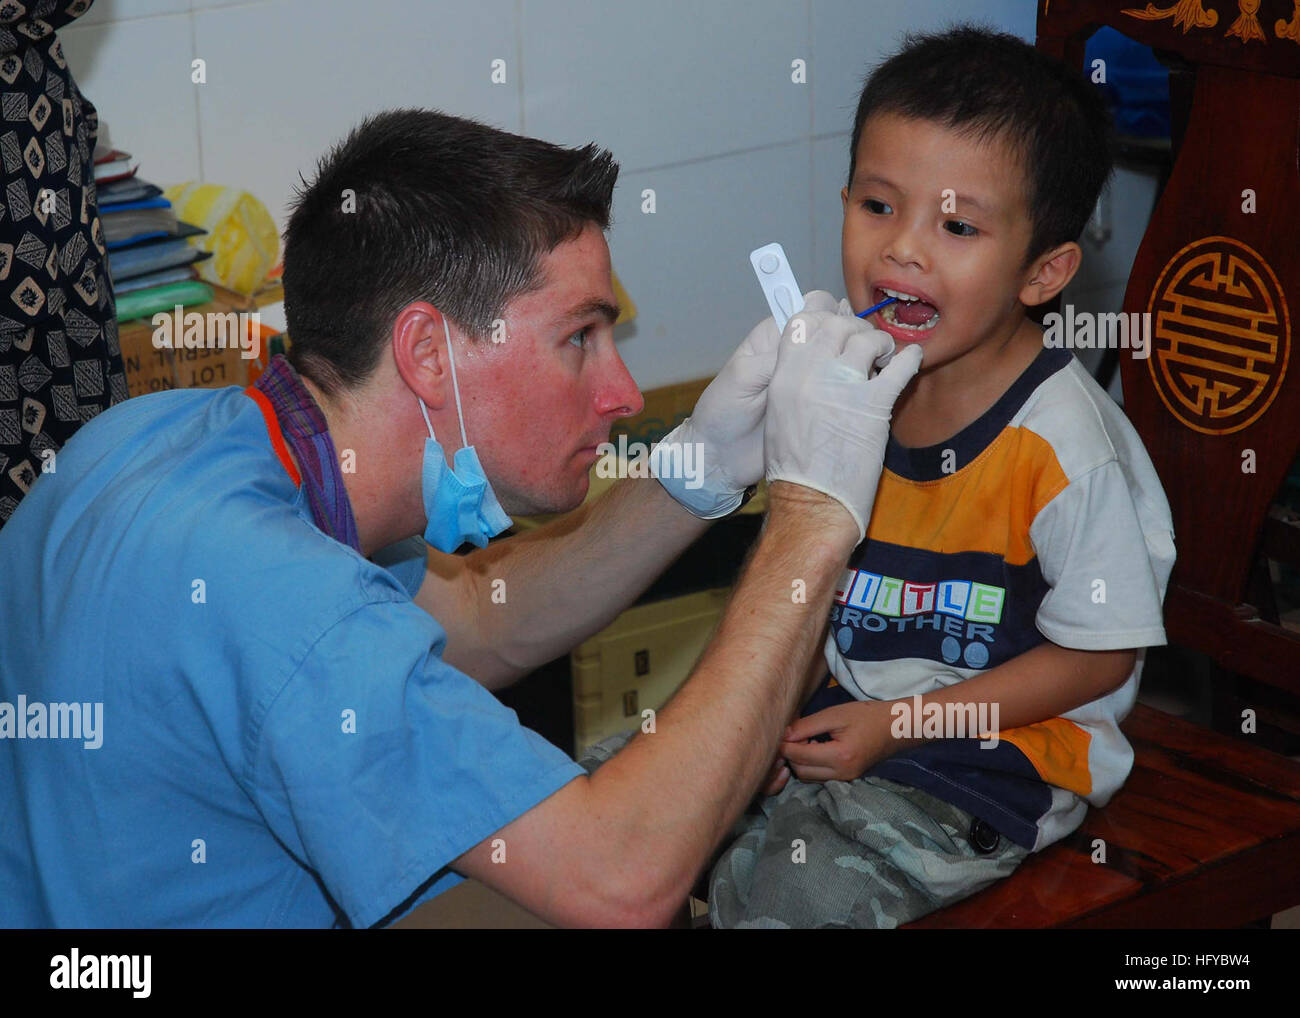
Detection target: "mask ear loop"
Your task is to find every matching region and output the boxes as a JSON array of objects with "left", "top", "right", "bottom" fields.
[
  {"left": 441, "top": 313, "right": 470, "bottom": 449},
  {"left": 417, "top": 393, "right": 437, "bottom": 441},
  {"left": 415, "top": 313, "right": 471, "bottom": 450}
]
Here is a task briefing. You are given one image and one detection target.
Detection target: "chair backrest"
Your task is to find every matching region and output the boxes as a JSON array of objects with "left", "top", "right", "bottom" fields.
[{"left": 1037, "top": 0, "right": 1300, "bottom": 692}]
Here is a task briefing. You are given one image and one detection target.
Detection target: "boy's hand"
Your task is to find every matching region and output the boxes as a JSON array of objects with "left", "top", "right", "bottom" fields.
[{"left": 779, "top": 700, "right": 899, "bottom": 783}]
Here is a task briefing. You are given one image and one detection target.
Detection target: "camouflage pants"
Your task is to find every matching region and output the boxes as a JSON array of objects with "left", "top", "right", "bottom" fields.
[
  {"left": 708, "top": 773, "right": 1029, "bottom": 928},
  {"left": 577, "top": 731, "right": 1029, "bottom": 929}
]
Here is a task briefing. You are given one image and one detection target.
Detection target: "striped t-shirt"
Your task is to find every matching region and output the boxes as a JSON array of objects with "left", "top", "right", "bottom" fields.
[{"left": 811, "top": 345, "right": 1175, "bottom": 852}]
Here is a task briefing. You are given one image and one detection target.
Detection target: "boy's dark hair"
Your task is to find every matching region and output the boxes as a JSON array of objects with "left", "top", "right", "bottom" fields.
[
  {"left": 848, "top": 25, "right": 1114, "bottom": 268},
  {"left": 282, "top": 108, "right": 619, "bottom": 395}
]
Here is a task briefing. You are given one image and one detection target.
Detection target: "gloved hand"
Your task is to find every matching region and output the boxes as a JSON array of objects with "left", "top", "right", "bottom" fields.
[
  {"left": 764, "top": 302, "right": 923, "bottom": 542},
  {"left": 652, "top": 291, "right": 841, "bottom": 518}
]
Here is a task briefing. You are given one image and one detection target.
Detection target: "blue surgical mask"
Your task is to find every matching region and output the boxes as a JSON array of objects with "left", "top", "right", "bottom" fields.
[{"left": 417, "top": 316, "right": 512, "bottom": 553}]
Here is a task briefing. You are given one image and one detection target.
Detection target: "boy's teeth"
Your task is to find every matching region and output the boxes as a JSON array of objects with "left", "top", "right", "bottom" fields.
[
  {"left": 880, "top": 300, "right": 940, "bottom": 331},
  {"left": 882, "top": 286, "right": 922, "bottom": 302}
]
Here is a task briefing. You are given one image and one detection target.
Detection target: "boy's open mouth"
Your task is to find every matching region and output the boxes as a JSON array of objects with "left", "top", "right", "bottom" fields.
[{"left": 873, "top": 286, "right": 940, "bottom": 332}]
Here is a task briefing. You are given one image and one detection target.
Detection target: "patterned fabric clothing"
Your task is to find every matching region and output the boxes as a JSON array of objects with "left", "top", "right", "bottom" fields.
[
  {"left": 816, "top": 346, "right": 1174, "bottom": 852},
  {"left": 576, "top": 729, "right": 1028, "bottom": 928},
  {"left": 246, "top": 354, "right": 360, "bottom": 552},
  {"left": 707, "top": 774, "right": 1029, "bottom": 929},
  {"left": 0, "top": 0, "right": 127, "bottom": 526}
]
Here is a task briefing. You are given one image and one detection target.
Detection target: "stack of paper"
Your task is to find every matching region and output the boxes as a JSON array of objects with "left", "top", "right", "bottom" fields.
[{"left": 94, "top": 137, "right": 214, "bottom": 319}]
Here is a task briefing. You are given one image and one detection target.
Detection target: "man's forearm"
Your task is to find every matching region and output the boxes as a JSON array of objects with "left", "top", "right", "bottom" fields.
[
  {"left": 452, "top": 486, "right": 860, "bottom": 926},
  {"left": 576, "top": 487, "right": 857, "bottom": 918},
  {"left": 429, "top": 476, "right": 713, "bottom": 688}
]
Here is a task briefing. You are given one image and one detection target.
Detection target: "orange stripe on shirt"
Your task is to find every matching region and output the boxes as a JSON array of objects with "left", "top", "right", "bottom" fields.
[
  {"left": 244, "top": 387, "right": 301, "bottom": 488},
  {"left": 1000, "top": 717, "right": 1094, "bottom": 797},
  {"left": 836, "top": 422, "right": 1092, "bottom": 794},
  {"left": 864, "top": 426, "right": 1069, "bottom": 566}
]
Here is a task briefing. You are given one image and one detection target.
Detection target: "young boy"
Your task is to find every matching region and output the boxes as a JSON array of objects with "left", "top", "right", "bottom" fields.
[{"left": 708, "top": 25, "right": 1176, "bottom": 928}]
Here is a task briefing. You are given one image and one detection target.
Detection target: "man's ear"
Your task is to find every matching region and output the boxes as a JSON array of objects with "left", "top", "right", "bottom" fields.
[
  {"left": 1020, "top": 242, "right": 1082, "bottom": 307},
  {"left": 391, "top": 301, "right": 454, "bottom": 410}
]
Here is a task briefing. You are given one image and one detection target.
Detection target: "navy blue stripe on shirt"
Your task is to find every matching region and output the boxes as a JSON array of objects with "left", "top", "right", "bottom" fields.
[
  {"left": 831, "top": 540, "right": 1049, "bottom": 671},
  {"left": 799, "top": 680, "right": 1049, "bottom": 849},
  {"left": 884, "top": 346, "right": 1072, "bottom": 481}
]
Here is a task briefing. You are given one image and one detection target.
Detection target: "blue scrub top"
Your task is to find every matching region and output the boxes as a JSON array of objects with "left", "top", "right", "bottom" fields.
[{"left": 0, "top": 386, "right": 584, "bottom": 927}]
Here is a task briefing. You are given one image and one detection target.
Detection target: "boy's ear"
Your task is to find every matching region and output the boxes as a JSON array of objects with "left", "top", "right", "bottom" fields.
[
  {"left": 1020, "top": 242, "right": 1082, "bottom": 307},
  {"left": 841, "top": 186, "right": 849, "bottom": 213}
]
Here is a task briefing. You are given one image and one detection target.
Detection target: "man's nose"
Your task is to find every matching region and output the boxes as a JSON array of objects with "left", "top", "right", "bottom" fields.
[{"left": 595, "top": 349, "right": 644, "bottom": 419}]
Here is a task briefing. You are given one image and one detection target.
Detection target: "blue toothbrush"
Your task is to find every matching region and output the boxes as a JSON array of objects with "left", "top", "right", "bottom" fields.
[{"left": 857, "top": 296, "right": 898, "bottom": 319}]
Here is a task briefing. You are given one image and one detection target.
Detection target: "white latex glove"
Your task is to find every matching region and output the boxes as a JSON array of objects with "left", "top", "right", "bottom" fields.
[
  {"left": 764, "top": 303, "right": 923, "bottom": 542},
  {"left": 652, "top": 291, "right": 841, "bottom": 518}
]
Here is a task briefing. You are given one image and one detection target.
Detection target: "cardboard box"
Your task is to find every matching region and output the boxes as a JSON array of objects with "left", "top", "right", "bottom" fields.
[
  {"left": 571, "top": 587, "right": 730, "bottom": 756},
  {"left": 117, "top": 284, "right": 259, "bottom": 398}
]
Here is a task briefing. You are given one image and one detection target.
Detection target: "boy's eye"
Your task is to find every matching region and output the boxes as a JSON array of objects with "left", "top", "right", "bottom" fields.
[
  {"left": 862, "top": 198, "right": 892, "bottom": 215},
  {"left": 945, "top": 220, "right": 978, "bottom": 237},
  {"left": 568, "top": 327, "right": 590, "bottom": 350}
]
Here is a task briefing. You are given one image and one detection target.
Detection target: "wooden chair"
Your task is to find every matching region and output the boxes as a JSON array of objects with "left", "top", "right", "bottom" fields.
[{"left": 907, "top": 0, "right": 1300, "bottom": 928}]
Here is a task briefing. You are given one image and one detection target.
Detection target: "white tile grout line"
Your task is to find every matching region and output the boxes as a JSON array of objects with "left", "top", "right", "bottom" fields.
[
  {"left": 515, "top": 0, "right": 525, "bottom": 134},
  {"left": 806, "top": 0, "right": 815, "bottom": 270},
  {"left": 625, "top": 135, "right": 835, "bottom": 179},
  {"left": 189, "top": 10, "right": 203, "bottom": 180},
  {"left": 76, "top": 2, "right": 269, "bottom": 29}
]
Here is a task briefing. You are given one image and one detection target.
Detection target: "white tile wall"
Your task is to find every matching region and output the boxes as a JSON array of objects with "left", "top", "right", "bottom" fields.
[
  {"left": 810, "top": 0, "right": 1037, "bottom": 136},
  {"left": 190, "top": 0, "right": 520, "bottom": 246},
  {"left": 60, "top": 13, "right": 201, "bottom": 184},
  {"left": 522, "top": 0, "right": 808, "bottom": 173},
  {"left": 810, "top": 132, "right": 850, "bottom": 293},
  {"left": 74, "top": 0, "right": 188, "bottom": 30},
  {"left": 608, "top": 141, "right": 812, "bottom": 387},
  {"left": 54, "top": 0, "right": 1141, "bottom": 391}
]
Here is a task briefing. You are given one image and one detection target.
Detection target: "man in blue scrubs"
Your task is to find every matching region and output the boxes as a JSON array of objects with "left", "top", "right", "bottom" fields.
[{"left": 0, "top": 109, "right": 918, "bottom": 927}]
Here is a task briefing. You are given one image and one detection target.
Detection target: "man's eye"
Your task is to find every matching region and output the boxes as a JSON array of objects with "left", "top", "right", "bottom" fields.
[
  {"left": 862, "top": 199, "right": 892, "bottom": 215},
  {"left": 568, "top": 327, "right": 589, "bottom": 349},
  {"left": 945, "top": 220, "right": 978, "bottom": 237}
]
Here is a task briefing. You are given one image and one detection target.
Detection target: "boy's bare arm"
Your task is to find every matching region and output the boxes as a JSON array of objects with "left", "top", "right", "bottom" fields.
[
  {"left": 913, "top": 641, "right": 1134, "bottom": 735},
  {"left": 781, "top": 642, "right": 1136, "bottom": 781}
]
